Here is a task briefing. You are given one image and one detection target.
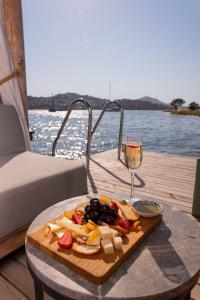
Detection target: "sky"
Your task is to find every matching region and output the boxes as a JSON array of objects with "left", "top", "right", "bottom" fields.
[{"left": 22, "top": 0, "right": 200, "bottom": 103}]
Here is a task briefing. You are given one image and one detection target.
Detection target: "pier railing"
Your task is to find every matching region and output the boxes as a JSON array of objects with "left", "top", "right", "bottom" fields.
[
  {"left": 52, "top": 98, "right": 124, "bottom": 170},
  {"left": 91, "top": 101, "right": 124, "bottom": 161},
  {"left": 52, "top": 98, "right": 92, "bottom": 170}
]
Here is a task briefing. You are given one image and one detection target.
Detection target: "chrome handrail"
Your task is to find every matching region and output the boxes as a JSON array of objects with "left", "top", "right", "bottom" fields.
[
  {"left": 91, "top": 101, "right": 124, "bottom": 160},
  {"left": 52, "top": 98, "right": 92, "bottom": 170}
]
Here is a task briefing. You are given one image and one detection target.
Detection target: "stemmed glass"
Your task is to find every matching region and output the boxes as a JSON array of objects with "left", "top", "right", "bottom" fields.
[{"left": 122, "top": 131, "right": 143, "bottom": 203}]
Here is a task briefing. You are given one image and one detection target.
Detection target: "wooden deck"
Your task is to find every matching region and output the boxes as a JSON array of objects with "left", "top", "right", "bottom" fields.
[{"left": 0, "top": 150, "right": 199, "bottom": 300}]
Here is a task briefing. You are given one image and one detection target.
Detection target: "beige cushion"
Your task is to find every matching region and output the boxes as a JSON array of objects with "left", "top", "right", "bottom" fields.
[
  {"left": 0, "top": 105, "right": 26, "bottom": 155},
  {"left": 0, "top": 151, "right": 87, "bottom": 239}
]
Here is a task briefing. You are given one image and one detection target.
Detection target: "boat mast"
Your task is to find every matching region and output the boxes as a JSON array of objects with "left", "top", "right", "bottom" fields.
[
  {"left": 109, "top": 81, "right": 111, "bottom": 101},
  {"left": 3, "top": 0, "right": 28, "bottom": 125}
]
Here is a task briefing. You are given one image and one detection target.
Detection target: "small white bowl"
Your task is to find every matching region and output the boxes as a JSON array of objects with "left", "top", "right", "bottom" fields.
[{"left": 132, "top": 200, "right": 163, "bottom": 217}]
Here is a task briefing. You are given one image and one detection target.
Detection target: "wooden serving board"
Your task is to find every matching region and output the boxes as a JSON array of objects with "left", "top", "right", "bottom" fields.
[{"left": 27, "top": 214, "right": 162, "bottom": 285}]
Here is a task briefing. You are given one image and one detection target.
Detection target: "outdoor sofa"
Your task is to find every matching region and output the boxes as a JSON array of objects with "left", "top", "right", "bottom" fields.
[{"left": 0, "top": 105, "right": 87, "bottom": 258}]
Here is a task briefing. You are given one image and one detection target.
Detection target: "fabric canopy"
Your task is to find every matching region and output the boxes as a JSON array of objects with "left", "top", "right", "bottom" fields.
[{"left": 0, "top": 0, "right": 31, "bottom": 150}]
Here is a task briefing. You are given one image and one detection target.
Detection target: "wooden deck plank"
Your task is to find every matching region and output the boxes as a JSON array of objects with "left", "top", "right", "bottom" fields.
[
  {"left": 191, "top": 283, "right": 200, "bottom": 300},
  {"left": 12, "top": 247, "right": 27, "bottom": 268},
  {"left": 0, "top": 258, "right": 36, "bottom": 299},
  {"left": 0, "top": 256, "right": 53, "bottom": 300},
  {"left": 0, "top": 274, "right": 28, "bottom": 300},
  {"left": 0, "top": 150, "right": 199, "bottom": 299},
  {"left": 88, "top": 150, "right": 196, "bottom": 208}
]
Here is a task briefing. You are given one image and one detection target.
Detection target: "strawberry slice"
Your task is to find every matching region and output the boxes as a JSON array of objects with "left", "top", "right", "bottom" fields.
[
  {"left": 72, "top": 213, "right": 83, "bottom": 225},
  {"left": 111, "top": 201, "right": 118, "bottom": 211},
  {"left": 118, "top": 218, "right": 131, "bottom": 231},
  {"left": 58, "top": 231, "right": 72, "bottom": 249}
]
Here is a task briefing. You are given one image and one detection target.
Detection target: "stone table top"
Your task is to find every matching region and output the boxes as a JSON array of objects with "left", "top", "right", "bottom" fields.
[{"left": 25, "top": 196, "right": 200, "bottom": 300}]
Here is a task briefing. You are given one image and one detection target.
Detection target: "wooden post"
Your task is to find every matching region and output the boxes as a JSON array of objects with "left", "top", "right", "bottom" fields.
[
  {"left": 2, "top": 0, "right": 29, "bottom": 125},
  {"left": 192, "top": 159, "right": 200, "bottom": 217}
]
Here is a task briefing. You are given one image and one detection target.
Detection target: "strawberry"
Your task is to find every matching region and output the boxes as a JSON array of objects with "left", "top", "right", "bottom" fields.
[
  {"left": 58, "top": 231, "right": 72, "bottom": 249},
  {"left": 111, "top": 201, "right": 118, "bottom": 212},
  {"left": 118, "top": 218, "right": 131, "bottom": 231},
  {"left": 72, "top": 213, "right": 83, "bottom": 225}
]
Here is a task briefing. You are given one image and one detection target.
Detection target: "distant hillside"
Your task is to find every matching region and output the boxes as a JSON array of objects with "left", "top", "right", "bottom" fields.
[
  {"left": 28, "top": 92, "right": 169, "bottom": 110},
  {"left": 115, "top": 96, "right": 169, "bottom": 110}
]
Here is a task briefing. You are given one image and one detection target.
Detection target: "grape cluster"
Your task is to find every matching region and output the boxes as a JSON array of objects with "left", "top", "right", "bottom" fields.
[{"left": 84, "top": 198, "right": 117, "bottom": 225}]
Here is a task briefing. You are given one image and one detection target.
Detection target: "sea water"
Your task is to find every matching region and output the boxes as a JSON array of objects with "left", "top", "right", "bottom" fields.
[{"left": 29, "top": 110, "right": 200, "bottom": 160}]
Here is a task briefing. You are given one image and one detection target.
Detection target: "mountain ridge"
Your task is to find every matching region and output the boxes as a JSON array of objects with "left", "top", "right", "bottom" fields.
[{"left": 28, "top": 92, "right": 169, "bottom": 110}]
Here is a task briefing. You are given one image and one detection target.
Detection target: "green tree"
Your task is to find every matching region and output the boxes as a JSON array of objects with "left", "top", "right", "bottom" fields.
[
  {"left": 189, "top": 102, "right": 200, "bottom": 110},
  {"left": 170, "top": 98, "right": 186, "bottom": 110}
]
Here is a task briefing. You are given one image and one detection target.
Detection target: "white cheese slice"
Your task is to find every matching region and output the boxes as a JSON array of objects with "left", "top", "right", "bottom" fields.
[
  {"left": 54, "top": 230, "right": 65, "bottom": 238},
  {"left": 48, "top": 223, "right": 62, "bottom": 233},
  {"left": 101, "top": 239, "right": 114, "bottom": 254},
  {"left": 112, "top": 236, "right": 123, "bottom": 250}
]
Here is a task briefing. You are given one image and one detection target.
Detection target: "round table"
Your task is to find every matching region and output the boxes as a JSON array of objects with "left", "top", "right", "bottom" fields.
[{"left": 26, "top": 196, "right": 200, "bottom": 300}]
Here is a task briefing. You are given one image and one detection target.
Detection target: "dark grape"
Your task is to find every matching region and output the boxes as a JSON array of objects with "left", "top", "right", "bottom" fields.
[
  {"left": 84, "top": 214, "right": 90, "bottom": 222},
  {"left": 90, "top": 198, "right": 100, "bottom": 205},
  {"left": 100, "top": 203, "right": 110, "bottom": 214},
  {"left": 108, "top": 208, "right": 116, "bottom": 217},
  {"left": 85, "top": 205, "right": 92, "bottom": 214},
  {"left": 100, "top": 214, "right": 107, "bottom": 222},
  {"left": 95, "top": 219, "right": 102, "bottom": 225},
  {"left": 106, "top": 216, "right": 115, "bottom": 225},
  {"left": 90, "top": 211, "right": 100, "bottom": 220},
  {"left": 90, "top": 198, "right": 100, "bottom": 209}
]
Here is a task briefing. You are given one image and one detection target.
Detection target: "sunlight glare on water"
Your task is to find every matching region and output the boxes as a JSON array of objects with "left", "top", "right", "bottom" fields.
[{"left": 29, "top": 110, "right": 200, "bottom": 160}]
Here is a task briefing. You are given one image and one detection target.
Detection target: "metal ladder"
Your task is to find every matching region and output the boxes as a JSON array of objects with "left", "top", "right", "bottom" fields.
[
  {"left": 91, "top": 101, "right": 124, "bottom": 161},
  {"left": 52, "top": 98, "right": 124, "bottom": 170}
]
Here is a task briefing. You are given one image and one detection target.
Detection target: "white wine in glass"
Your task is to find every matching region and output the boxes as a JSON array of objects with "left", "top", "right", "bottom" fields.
[{"left": 123, "top": 132, "right": 143, "bottom": 203}]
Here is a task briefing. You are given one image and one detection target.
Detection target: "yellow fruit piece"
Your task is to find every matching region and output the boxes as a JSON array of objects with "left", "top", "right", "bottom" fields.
[
  {"left": 83, "top": 224, "right": 89, "bottom": 234},
  {"left": 132, "top": 220, "right": 140, "bottom": 231},
  {"left": 88, "top": 219, "right": 98, "bottom": 227},
  {"left": 64, "top": 210, "right": 73, "bottom": 220},
  {"left": 99, "top": 196, "right": 112, "bottom": 205},
  {"left": 136, "top": 225, "right": 142, "bottom": 232},
  {"left": 86, "top": 223, "right": 96, "bottom": 232},
  {"left": 87, "top": 228, "right": 100, "bottom": 246}
]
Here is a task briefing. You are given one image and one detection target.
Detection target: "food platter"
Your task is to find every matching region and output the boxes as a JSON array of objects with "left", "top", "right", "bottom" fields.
[{"left": 27, "top": 195, "right": 162, "bottom": 284}]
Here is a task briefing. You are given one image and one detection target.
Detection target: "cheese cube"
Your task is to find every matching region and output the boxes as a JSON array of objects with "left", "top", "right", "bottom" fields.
[
  {"left": 110, "top": 228, "right": 119, "bottom": 237},
  {"left": 98, "top": 226, "right": 113, "bottom": 240},
  {"left": 112, "top": 236, "right": 123, "bottom": 250},
  {"left": 101, "top": 239, "right": 114, "bottom": 254}
]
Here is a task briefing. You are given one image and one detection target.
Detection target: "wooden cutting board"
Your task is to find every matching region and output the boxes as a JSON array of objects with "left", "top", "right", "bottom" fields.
[{"left": 27, "top": 214, "right": 162, "bottom": 285}]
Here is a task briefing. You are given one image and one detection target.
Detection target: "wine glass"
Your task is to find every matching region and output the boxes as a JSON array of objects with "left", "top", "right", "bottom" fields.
[{"left": 122, "top": 131, "right": 143, "bottom": 203}]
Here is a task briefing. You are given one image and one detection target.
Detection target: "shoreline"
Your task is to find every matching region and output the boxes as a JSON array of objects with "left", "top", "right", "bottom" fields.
[{"left": 164, "top": 109, "right": 200, "bottom": 117}]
